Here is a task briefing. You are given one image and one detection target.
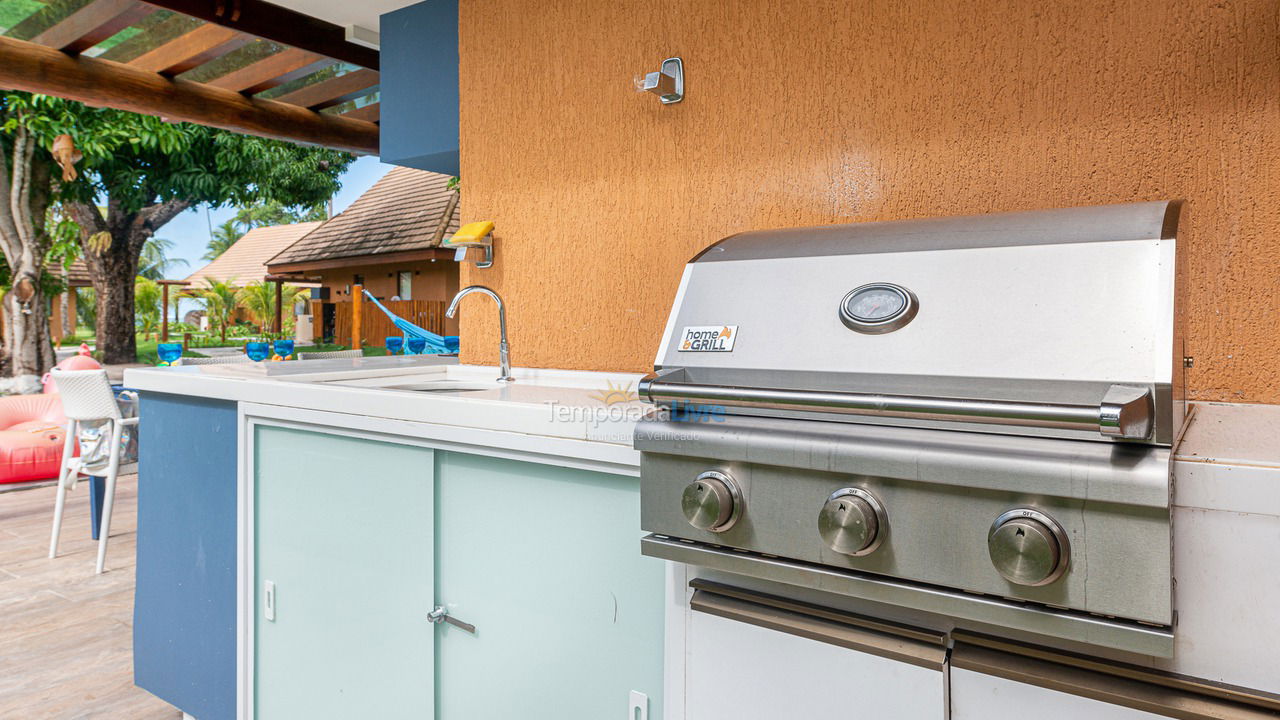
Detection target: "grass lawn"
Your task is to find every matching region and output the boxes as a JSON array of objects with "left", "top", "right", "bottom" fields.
[
  {"left": 296, "top": 343, "right": 389, "bottom": 357},
  {"left": 135, "top": 338, "right": 208, "bottom": 366},
  {"left": 60, "top": 328, "right": 396, "bottom": 364},
  {"left": 62, "top": 331, "right": 208, "bottom": 365}
]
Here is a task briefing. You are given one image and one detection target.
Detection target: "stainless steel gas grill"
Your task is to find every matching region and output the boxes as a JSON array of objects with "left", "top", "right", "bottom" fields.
[{"left": 635, "top": 201, "right": 1183, "bottom": 656}]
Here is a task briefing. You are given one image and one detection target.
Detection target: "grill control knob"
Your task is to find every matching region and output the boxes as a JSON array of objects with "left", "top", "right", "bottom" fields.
[
  {"left": 818, "top": 488, "right": 887, "bottom": 556},
  {"left": 682, "top": 471, "right": 742, "bottom": 533},
  {"left": 988, "top": 509, "right": 1070, "bottom": 586}
]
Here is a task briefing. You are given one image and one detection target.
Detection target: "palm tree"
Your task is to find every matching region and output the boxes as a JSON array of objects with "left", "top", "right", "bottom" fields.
[
  {"left": 77, "top": 287, "right": 97, "bottom": 331},
  {"left": 236, "top": 280, "right": 301, "bottom": 332},
  {"left": 198, "top": 279, "right": 240, "bottom": 344},
  {"left": 203, "top": 220, "right": 243, "bottom": 261},
  {"left": 232, "top": 201, "right": 327, "bottom": 232},
  {"left": 138, "top": 237, "right": 188, "bottom": 280},
  {"left": 134, "top": 277, "right": 162, "bottom": 339}
]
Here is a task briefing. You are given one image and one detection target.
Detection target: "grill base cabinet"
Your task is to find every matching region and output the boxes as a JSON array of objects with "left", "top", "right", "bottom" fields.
[
  {"left": 684, "top": 604, "right": 944, "bottom": 719},
  {"left": 251, "top": 427, "right": 435, "bottom": 717},
  {"left": 245, "top": 417, "right": 665, "bottom": 719},
  {"left": 950, "top": 670, "right": 1164, "bottom": 720}
]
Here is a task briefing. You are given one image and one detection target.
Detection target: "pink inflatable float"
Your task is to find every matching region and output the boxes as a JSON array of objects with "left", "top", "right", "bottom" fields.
[{"left": 0, "top": 345, "right": 101, "bottom": 484}]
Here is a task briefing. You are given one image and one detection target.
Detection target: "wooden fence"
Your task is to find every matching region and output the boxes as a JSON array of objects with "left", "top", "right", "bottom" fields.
[{"left": 330, "top": 299, "right": 449, "bottom": 345}]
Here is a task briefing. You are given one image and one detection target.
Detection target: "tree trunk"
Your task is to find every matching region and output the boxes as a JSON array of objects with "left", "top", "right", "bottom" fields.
[
  {"left": 89, "top": 246, "right": 140, "bottom": 364},
  {"left": 3, "top": 288, "right": 56, "bottom": 392},
  {"left": 67, "top": 196, "right": 190, "bottom": 364},
  {"left": 0, "top": 125, "right": 56, "bottom": 390}
]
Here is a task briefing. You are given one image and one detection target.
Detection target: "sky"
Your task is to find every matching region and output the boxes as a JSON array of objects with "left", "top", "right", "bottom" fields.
[{"left": 159, "top": 155, "right": 395, "bottom": 281}]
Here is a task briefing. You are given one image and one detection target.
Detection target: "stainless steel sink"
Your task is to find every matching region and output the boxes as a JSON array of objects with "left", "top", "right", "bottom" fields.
[{"left": 380, "top": 381, "right": 496, "bottom": 393}]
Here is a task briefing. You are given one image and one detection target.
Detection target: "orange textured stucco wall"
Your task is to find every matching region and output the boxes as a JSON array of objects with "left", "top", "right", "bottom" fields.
[{"left": 457, "top": 0, "right": 1280, "bottom": 402}]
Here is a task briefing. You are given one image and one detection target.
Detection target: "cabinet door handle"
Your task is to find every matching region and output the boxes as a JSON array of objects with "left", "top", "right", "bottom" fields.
[
  {"left": 264, "top": 580, "right": 276, "bottom": 622},
  {"left": 428, "top": 605, "right": 476, "bottom": 634}
]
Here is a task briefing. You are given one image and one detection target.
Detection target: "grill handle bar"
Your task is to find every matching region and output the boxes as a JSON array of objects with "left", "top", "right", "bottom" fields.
[{"left": 638, "top": 372, "right": 1153, "bottom": 440}]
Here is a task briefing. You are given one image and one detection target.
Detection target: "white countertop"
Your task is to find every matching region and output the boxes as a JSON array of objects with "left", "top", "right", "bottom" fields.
[
  {"left": 125, "top": 359, "right": 1280, "bottom": 508},
  {"left": 124, "top": 356, "right": 652, "bottom": 454}
]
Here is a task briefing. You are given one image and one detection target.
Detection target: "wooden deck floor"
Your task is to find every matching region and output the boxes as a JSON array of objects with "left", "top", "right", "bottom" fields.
[{"left": 0, "top": 475, "right": 180, "bottom": 718}]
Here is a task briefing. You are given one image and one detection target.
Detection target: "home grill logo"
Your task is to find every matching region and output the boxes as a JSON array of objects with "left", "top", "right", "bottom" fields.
[{"left": 678, "top": 325, "right": 737, "bottom": 352}]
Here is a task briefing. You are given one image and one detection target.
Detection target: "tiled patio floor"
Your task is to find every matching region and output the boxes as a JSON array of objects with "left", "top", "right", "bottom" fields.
[{"left": 0, "top": 475, "right": 180, "bottom": 718}]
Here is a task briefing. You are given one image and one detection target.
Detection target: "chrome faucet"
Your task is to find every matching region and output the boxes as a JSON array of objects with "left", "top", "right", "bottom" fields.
[{"left": 446, "top": 286, "right": 514, "bottom": 382}]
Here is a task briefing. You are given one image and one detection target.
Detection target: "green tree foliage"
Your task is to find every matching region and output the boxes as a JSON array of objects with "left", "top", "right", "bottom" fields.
[
  {"left": 197, "top": 278, "right": 239, "bottom": 344},
  {"left": 77, "top": 286, "right": 96, "bottom": 329},
  {"left": 46, "top": 205, "right": 81, "bottom": 269},
  {"left": 236, "top": 280, "right": 301, "bottom": 330},
  {"left": 6, "top": 92, "right": 354, "bottom": 363}
]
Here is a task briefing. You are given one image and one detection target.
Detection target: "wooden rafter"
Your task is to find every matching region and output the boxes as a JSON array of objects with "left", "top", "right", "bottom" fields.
[
  {"left": 128, "top": 22, "right": 252, "bottom": 76},
  {"left": 31, "top": 0, "right": 157, "bottom": 55},
  {"left": 0, "top": 35, "right": 378, "bottom": 154},
  {"left": 341, "top": 103, "right": 380, "bottom": 124},
  {"left": 273, "top": 68, "right": 378, "bottom": 110},
  {"left": 205, "top": 47, "right": 329, "bottom": 94},
  {"left": 141, "top": 0, "right": 378, "bottom": 70}
]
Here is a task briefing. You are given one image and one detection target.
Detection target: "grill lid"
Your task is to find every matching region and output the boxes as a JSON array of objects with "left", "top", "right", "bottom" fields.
[{"left": 644, "top": 201, "right": 1182, "bottom": 445}]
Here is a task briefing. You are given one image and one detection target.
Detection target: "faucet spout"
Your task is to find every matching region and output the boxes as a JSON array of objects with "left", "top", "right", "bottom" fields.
[{"left": 446, "top": 285, "right": 513, "bottom": 382}]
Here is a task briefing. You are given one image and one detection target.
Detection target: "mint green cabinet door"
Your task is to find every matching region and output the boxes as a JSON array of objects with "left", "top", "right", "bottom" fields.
[
  {"left": 254, "top": 426, "right": 434, "bottom": 719},
  {"left": 435, "top": 452, "right": 665, "bottom": 719}
]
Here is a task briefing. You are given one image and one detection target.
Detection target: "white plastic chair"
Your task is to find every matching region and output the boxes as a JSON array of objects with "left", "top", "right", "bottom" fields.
[
  {"left": 48, "top": 369, "right": 138, "bottom": 574},
  {"left": 297, "top": 349, "right": 362, "bottom": 360}
]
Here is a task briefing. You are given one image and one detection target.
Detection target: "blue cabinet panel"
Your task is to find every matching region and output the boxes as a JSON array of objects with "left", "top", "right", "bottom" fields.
[
  {"left": 381, "top": 0, "right": 460, "bottom": 174},
  {"left": 134, "top": 393, "right": 238, "bottom": 720}
]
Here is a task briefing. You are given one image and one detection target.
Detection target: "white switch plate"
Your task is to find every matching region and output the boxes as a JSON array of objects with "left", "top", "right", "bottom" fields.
[
  {"left": 629, "top": 690, "right": 648, "bottom": 720},
  {"left": 264, "top": 580, "right": 276, "bottom": 622}
]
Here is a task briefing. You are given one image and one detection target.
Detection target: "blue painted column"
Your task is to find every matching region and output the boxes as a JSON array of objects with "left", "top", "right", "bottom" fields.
[
  {"left": 380, "top": 0, "right": 459, "bottom": 174},
  {"left": 134, "top": 393, "right": 238, "bottom": 720}
]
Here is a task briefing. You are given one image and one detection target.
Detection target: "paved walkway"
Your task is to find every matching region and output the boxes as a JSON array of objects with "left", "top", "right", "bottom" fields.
[{"left": 0, "top": 475, "right": 180, "bottom": 718}]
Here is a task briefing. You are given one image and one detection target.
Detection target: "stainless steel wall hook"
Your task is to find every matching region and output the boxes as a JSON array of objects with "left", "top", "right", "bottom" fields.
[{"left": 636, "top": 57, "right": 684, "bottom": 104}]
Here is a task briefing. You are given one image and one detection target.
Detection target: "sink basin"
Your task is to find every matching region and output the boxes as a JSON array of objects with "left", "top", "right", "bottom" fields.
[{"left": 380, "top": 380, "right": 497, "bottom": 393}]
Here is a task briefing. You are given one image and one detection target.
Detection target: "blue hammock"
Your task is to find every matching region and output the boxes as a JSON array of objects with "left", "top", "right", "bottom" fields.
[{"left": 362, "top": 290, "right": 460, "bottom": 354}]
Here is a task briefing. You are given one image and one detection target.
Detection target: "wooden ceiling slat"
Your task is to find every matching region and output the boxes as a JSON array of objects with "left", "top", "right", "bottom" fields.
[
  {"left": 32, "top": 0, "right": 157, "bottom": 55},
  {"left": 341, "top": 103, "right": 380, "bottom": 124},
  {"left": 139, "top": 0, "right": 378, "bottom": 70},
  {"left": 273, "top": 68, "right": 379, "bottom": 110},
  {"left": 128, "top": 22, "right": 251, "bottom": 75},
  {"left": 0, "top": 35, "right": 378, "bottom": 154},
  {"left": 205, "top": 47, "right": 329, "bottom": 94}
]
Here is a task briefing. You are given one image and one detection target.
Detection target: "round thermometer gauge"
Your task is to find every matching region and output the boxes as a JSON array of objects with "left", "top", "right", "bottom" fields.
[{"left": 839, "top": 283, "right": 918, "bottom": 334}]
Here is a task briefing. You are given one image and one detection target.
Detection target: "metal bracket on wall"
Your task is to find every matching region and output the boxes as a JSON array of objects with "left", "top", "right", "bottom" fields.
[{"left": 636, "top": 57, "right": 684, "bottom": 104}]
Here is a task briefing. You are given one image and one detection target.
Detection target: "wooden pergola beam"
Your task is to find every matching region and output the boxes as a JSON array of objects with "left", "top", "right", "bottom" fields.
[
  {"left": 32, "top": 0, "right": 157, "bottom": 55},
  {"left": 141, "top": 0, "right": 378, "bottom": 70},
  {"left": 341, "top": 102, "right": 379, "bottom": 124},
  {"left": 0, "top": 35, "right": 379, "bottom": 154},
  {"left": 273, "top": 68, "right": 379, "bottom": 111},
  {"left": 128, "top": 23, "right": 252, "bottom": 76},
  {"left": 205, "top": 47, "right": 328, "bottom": 94}
]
